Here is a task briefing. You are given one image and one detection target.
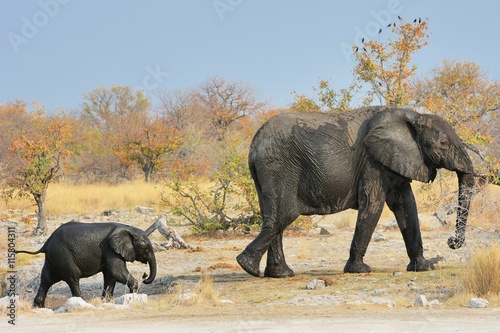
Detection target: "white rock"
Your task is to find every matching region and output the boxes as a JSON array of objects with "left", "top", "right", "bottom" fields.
[
  {"left": 100, "top": 303, "right": 129, "bottom": 310},
  {"left": 114, "top": 293, "right": 148, "bottom": 306},
  {"left": 414, "top": 295, "right": 428, "bottom": 307},
  {"left": 305, "top": 279, "right": 326, "bottom": 290},
  {"left": 66, "top": 297, "right": 95, "bottom": 310},
  {"left": 428, "top": 299, "right": 440, "bottom": 307},
  {"left": 179, "top": 293, "right": 195, "bottom": 301},
  {"left": 468, "top": 298, "right": 489, "bottom": 308},
  {"left": 0, "top": 295, "right": 18, "bottom": 308},
  {"left": 218, "top": 299, "right": 234, "bottom": 304},
  {"left": 32, "top": 308, "right": 54, "bottom": 315},
  {"left": 371, "top": 297, "right": 395, "bottom": 308},
  {"left": 372, "top": 289, "right": 386, "bottom": 295},
  {"left": 135, "top": 206, "right": 154, "bottom": 214}
]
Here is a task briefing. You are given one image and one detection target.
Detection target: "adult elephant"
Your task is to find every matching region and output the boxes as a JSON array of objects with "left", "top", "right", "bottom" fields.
[
  {"left": 16, "top": 222, "right": 157, "bottom": 308},
  {"left": 237, "top": 106, "right": 475, "bottom": 278}
]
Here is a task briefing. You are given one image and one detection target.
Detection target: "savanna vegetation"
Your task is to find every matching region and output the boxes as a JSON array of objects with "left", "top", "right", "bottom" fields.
[
  {"left": 1, "top": 19, "right": 498, "bottom": 240},
  {"left": 0, "top": 19, "right": 499, "bottom": 307}
]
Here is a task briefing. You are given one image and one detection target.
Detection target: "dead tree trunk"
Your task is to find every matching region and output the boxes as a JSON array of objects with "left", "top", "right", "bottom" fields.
[{"left": 145, "top": 217, "right": 190, "bottom": 250}]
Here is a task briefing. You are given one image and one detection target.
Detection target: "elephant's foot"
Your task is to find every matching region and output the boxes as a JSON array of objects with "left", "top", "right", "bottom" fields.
[
  {"left": 236, "top": 251, "right": 261, "bottom": 277},
  {"left": 264, "top": 264, "right": 295, "bottom": 278},
  {"left": 343, "top": 260, "right": 372, "bottom": 273},
  {"left": 407, "top": 257, "right": 436, "bottom": 272},
  {"left": 33, "top": 297, "right": 45, "bottom": 308}
]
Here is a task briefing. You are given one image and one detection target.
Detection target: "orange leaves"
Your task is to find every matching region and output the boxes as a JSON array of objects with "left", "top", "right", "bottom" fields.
[
  {"left": 7, "top": 111, "right": 81, "bottom": 193},
  {"left": 354, "top": 19, "right": 429, "bottom": 106}
]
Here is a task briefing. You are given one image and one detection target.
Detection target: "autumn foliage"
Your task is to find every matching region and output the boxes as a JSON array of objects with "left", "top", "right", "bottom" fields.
[{"left": 1, "top": 20, "right": 499, "bottom": 235}]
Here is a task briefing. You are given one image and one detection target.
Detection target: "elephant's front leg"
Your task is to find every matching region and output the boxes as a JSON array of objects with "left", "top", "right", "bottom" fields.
[
  {"left": 386, "top": 183, "right": 435, "bottom": 272},
  {"left": 264, "top": 232, "right": 295, "bottom": 278},
  {"left": 107, "top": 259, "right": 139, "bottom": 294}
]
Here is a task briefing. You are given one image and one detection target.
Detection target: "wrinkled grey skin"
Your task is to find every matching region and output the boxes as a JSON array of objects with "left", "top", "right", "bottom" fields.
[
  {"left": 237, "top": 106, "right": 475, "bottom": 278},
  {"left": 16, "top": 222, "right": 157, "bottom": 308}
]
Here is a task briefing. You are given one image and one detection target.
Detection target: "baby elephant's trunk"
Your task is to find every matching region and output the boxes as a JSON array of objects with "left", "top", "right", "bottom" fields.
[{"left": 142, "top": 252, "right": 157, "bottom": 284}]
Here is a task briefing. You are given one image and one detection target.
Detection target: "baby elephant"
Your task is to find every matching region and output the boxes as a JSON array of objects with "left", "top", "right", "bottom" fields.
[{"left": 16, "top": 222, "right": 157, "bottom": 308}]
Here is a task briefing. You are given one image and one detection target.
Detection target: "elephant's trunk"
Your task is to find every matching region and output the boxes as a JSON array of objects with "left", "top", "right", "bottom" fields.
[
  {"left": 142, "top": 252, "right": 157, "bottom": 284},
  {"left": 448, "top": 172, "right": 475, "bottom": 249}
]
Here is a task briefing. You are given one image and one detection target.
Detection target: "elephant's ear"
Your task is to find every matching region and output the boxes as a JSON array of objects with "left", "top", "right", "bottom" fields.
[
  {"left": 109, "top": 228, "right": 136, "bottom": 262},
  {"left": 364, "top": 110, "right": 435, "bottom": 182}
]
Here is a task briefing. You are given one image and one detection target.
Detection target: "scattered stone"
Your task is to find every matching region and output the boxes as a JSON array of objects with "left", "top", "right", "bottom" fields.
[
  {"left": 319, "top": 227, "right": 331, "bottom": 236},
  {"left": 371, "top": 297, "right": 395, "bottom": 308},
  {"left": 372, "top": 289, "right": 386, "bottom": 296},
  {"left": 373, "top": 234, "right": 387, "bottom": 242},
  {"left": 382, "top": 219, "right": 398, "bottom": 229},
  {"left": 0, "top": 295, "right": 19, "bottom": 309},
  {"left": 102, "top": 210, "right": 115, "bottom": 216},
  {"left": 305, "top": 279, "right": 327, "bottom": 290},
  {"left": 392, "top": 271, "right": 403, "bottom": 277},
  {"left": 32, "top": 308, "right": 54, "bottom": 315},
  {"left": 100, "top": 303, "right": 129, "bottom": 310},
  {"left": 135, "top": 206, "right": 154, "bottom": 214},
  {"left": 407, "top": 281, "right": 419, "bottom": 291},
  {"left": 114, "top": 293, "right": 148, "bottom": 306},
  {"left": 428, "top": 299, "right": 440, "bottom": 307},
  {"left": 414, "top": 295, "right": 428, "bottom": 307},
  {"left": 468, "top": 298, "right": 489, "bottom": 308},
  {"left": 64, "top": 297, "right": 95, "bottom": 311},
  {"left": 179, "top": 293, "right": 196, "bottom": 301},
  {"left": 218, "top": 299, "right": 234, "bottom": 304}
]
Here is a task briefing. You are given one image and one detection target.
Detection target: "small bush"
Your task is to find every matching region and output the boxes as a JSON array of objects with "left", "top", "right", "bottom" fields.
[{"left": 463, "top": 246, "right": 500, "bottom": 296}]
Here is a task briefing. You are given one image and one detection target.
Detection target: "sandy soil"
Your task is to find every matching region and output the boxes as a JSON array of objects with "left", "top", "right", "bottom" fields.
[{"left": 2, "top": 208, "right": 499, "bottom": 332}]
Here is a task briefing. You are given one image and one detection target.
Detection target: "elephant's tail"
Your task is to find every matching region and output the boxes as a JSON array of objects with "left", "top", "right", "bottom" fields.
[{"left": 15, "top": 247, "right": 45, "bottom": 255}]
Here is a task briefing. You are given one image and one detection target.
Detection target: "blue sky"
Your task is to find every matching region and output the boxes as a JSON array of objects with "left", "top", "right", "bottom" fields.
[{"left": 1, "top": 0, "right": 499, "bottom": 111}]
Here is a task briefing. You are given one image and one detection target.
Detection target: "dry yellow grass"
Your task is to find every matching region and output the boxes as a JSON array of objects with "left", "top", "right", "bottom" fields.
[
  {"left": 0, "top": 180, "right": 163, "bottom": 216},
  {"left": 463, "top": 245, "right": 500, "bottom": 296}
]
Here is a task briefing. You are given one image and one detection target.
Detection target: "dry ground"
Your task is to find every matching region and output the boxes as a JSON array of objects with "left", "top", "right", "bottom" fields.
[{"left": 1, "top": 206, "right": 499, "bottom": 332}]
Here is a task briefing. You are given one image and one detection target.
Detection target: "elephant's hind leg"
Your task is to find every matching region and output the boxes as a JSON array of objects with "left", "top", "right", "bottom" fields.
[
  {"left": 237, "top": 223, "right": 279, "bottom": 277},
  {"left": 33, "top": 264, "right": 60, "bottom": 308},
  {"left": 264, "top": 232, "right": 295, "bottom": 278},
  {"left": 237, "top": 198, "right": 298, "bottom": 278}
]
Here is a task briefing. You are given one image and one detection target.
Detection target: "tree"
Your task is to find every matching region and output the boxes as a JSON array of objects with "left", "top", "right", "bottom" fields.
[
  {"left": 291, "top": 19, "right": 429, "bottom": 112},
  {"left": 156, "top": 88, "right": 196, "bottom": 131},
  {"left": 125, "top": 114, "right": 181, "bottom": 182},
  {"left": 195, "top": 76, "right": 265, "bottom": 140},
  {"left": 290, "top": 81, "right": 360, "bottom": 113},
  {"left": 412, "top": 60, "right": 500, "bottom": 182},
  {"left": 353, "top": 19, "right": 429, "bottom": 106},
  {"left": 6, "top": 108, "right": 81, "bottom": 235},
  {"left": 82, "top": 86, "right": 183, "bottom": 182},
  {"left": 0, "top": 101, "right": 32, "bottom": 173}
]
